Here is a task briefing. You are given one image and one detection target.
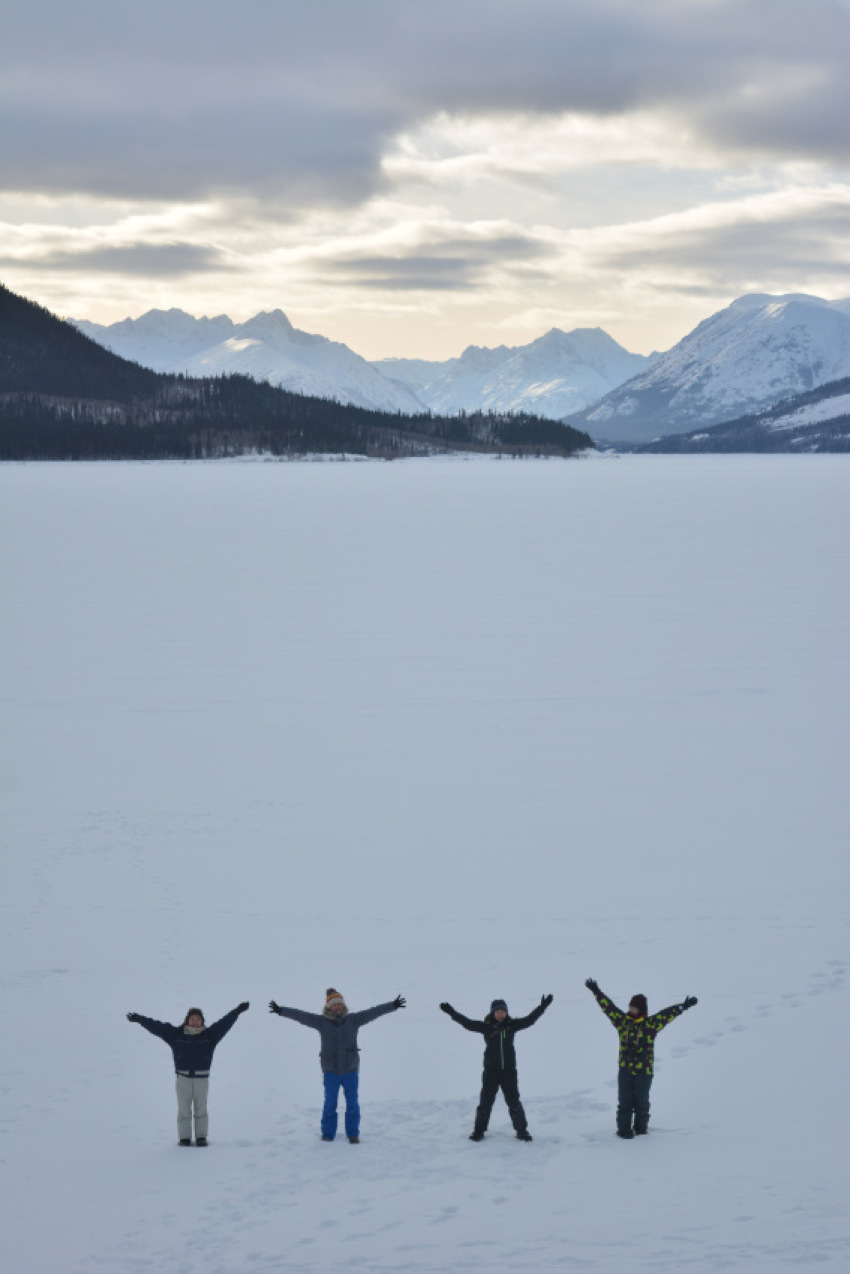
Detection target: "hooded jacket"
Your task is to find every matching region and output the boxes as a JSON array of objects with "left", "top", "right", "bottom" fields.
[
  {"left": 589, "top": 986, "right": 684, "bottom": 1075},
  {"left": 442, "top": 1002, "right": 547, "bottom": 1070},
  {"left": 272, "top": 1002, "right": 398, "bottom": 1073},
  {"left": 134, "top": 1007, "right": 242, "bottom": 1076}
]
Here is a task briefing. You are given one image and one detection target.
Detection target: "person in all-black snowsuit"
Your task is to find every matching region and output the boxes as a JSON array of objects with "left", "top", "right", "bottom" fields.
[
  {"left": 127, "top": 1002, "right": 249, "bottom": 1145},
  {"left": 269, "top": 987, "right": 405, "bottom": 1142},
  {"left": 440, "top": 995, "right": 553, "bottom": 1141},
  {"left": 585, "top": 979, "right": 697, "bottom": 1138}
]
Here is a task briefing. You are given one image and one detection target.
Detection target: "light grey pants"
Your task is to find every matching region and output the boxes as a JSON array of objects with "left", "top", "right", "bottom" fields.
[{"left": 175, "top": 1075, "right": 209, "bottom": 1141}]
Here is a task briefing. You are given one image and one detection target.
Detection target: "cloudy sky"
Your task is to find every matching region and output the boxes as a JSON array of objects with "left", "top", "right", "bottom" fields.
[{"left": 2, "top": 0, "right": 849, "bottom": 358}]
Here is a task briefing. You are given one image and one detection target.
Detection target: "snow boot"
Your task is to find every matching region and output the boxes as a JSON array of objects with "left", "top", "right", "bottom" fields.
[
  {"left": 616, "top": 1130, "right": 634, "bottom": 1139},
  {"left": 178, "top": 1139, "right": 191, "bottom": 1146},
  {"left": 469, "top": 1130, "right": 485, "bottom": 1141},
  {"left": 516, "top": 1130, "right": 533, "bottom": 1142},
  {"left": 348, "top": 1136, "right": 360, "bottom": 1144},
  {"left": 195, "top": 1137, "right": 208, "bottom": 1147},
  {"left": 634, "top": 1128, "right": 648, "bottom": 1136},
  {"left": 321, "top": 1135, "right": 334, "bottom": 1142}
]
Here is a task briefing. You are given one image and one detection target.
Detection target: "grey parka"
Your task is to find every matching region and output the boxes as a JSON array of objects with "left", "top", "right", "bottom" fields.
[{"left": 272, "top": 1002, "right": 398, "bottom": 1073}]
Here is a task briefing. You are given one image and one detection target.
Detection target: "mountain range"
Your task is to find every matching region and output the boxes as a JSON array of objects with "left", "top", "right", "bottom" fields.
[
  {"left": 72, "top": 311, "right": 655, "bottom": 419},
  {"left": 74, "top": 293, "right": 850, "bottom": 442}
]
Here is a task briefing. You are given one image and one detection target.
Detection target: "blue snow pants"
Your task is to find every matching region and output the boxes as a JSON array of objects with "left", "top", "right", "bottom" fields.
[
  {"left": 322, "top": 1071, "right": 360, "bottom": 1140},
  {"left": 618, "top": 1070, "right": 652, "bottom": 1135}
]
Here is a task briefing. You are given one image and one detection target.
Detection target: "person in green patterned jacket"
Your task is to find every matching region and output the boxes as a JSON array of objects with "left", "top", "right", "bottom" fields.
[{"left": 585, "top": 978, "right": 697, "bottom": 1138}]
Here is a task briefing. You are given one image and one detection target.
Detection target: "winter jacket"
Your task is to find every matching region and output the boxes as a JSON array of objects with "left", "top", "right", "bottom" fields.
[
  {"left": 272, "top": 1002, "right": 398, "bottom": 1073},
  {"left": 442, "top": 1002, "right": 547, "bottom": 1071},
  {"left": 589, "top": 987, "right": 684, "bottom": 1076},
  {"left": 135, "top": 1007, "right": 242, "bottom": 1076}
]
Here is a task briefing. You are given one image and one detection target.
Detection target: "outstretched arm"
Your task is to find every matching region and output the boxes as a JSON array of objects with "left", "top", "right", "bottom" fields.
[
  {"left": 206, "top": 1002, "right": 249, "bottom": 1045},
  {"left": 439, "top": 1003, "right": 487, "bottom": 1033},
  {"left": 584, "top": 979, "right": 626, "bottom": 1028},
  {"left": 349, "top": 1000, "right": 402, "bottom": 1027},
  {"left": 650, "top": 996, "right": 697, "bottom": 1032},
  {"left": 512, "top": 994, "right": 554, "bottom": 1032},
  {"left": 268, "top": 1003, "right": 325, "bottom": 1029},
  {"left": 126, "top": 1013, "right": 177, "bottom": 1043}
]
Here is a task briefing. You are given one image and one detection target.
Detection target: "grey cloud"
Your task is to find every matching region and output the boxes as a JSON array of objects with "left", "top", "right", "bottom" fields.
[
  {"left": 602, "top": 203, "right": 850, "bottom": 284},
  {"left": 10, "top": 242, "right": 234, "bottom": 276},
  {"left": 330, "top": 258, "right": 479, "bottom": 291},
  {"left": 2, "top": 1, "right": 847, "bottom": 205},
  {"left": 326, "top": 233, "right": 548, "bottom": 290}
]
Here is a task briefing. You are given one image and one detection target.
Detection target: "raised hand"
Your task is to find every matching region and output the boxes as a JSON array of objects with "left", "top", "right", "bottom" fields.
[
  {"left": 540, "top": 994, "right": 554, "bottom": 1009},
  {"left": 439, "top": 1002, "right": 453, "bottom": 1014},
  {"left": 393, "top": 995, "right": 406, "bottom": 1009},
  {"left": 126, "top": 1011, "right": 141, "bottom": 1023},
  {"left": 585, "top": 978, "right": 600, "bottom": 994},
  {"left": 237, "top": 1001, "right": 250, "bottom": 1013},
  {"left": 682, "top": 995, "right": 698, "bottom": 1010},
  {"left": 269, "top": 1000, "right": 281, "bottom": 1015}
]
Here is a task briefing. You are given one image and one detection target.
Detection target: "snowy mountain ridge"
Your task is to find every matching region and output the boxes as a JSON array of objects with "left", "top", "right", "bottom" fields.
[
  {"left": 568, "top": 293, "right": 850, "bottom": 443},
  {"left": 73, "top": 308, "right": 425, "bottom": 415},
  {"left": 378, "top": 327, "right": 654, "bottom": 418},
  {"left": 72, "top": 310, "right": 653, "bottom": 419}
]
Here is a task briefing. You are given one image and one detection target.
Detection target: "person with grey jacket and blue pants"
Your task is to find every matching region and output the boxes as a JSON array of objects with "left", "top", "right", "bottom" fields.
[{"left": 269, "top": 987, "right": 405, "bottom": 1142}]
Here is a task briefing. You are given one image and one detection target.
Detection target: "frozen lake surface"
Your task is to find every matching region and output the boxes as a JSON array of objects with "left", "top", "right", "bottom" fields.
[{"left": 1, "top": 454, "right": 848, "bottom": 1273}]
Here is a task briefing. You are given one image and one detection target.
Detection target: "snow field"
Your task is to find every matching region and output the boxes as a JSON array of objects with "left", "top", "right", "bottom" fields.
[{"left": 1, "top": 454, "right": 848, "bottom": 1273}]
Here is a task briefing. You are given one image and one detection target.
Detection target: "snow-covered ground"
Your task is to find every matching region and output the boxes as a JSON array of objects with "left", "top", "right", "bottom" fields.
[{"left": 1, "top": 454, "right": 848, "bottom": 1274}]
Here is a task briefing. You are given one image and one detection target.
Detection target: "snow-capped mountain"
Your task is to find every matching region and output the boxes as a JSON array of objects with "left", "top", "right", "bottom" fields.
[
  {"left": 568, "top": 294, "right": 850, "bottom": 444},
  {"left": 73, "top": 309, "right": 425, "bottom": 415},
  {"left": 632, "top": 376, "right": 850, "bottom": 453},
  {"left": 378, "top": 327, "right": 652, "bottom": 418},
  {"left": 73, "top": 310, "right": 651, "bottom": 419}
]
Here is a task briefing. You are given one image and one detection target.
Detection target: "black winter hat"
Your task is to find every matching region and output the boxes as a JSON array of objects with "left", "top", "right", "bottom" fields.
[{"left": 490, "top": 999, "right": 508, "bottom": 1014}]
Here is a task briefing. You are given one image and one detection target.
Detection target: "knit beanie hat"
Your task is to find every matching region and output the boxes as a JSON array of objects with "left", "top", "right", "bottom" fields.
[
  {"left": 490, "top": 998, "right": 508, "bottom": 1014},
  {"left": 183, "top": 1007, "right": 205, "bottom": 1026},
  {"left": 629, "top": 994, "right": 648, "bottom": 1016},
  {"left": 325, "top": 988, "right": 346, "bottom": 1011}
]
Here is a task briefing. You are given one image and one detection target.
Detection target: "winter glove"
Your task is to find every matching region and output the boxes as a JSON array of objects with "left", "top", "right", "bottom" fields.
[
  {"left": 268, "top": 1000, "right": 282, "bottom": 1015},
  {"left": 126, "top": 1012, "right": 141, "bottom": 1023},
  {"left": 585, "top": 978, "right": 600, "bottom": 995},
  {"left": 393, "top": 995, "right": 406, "bottom": 1009},
  {"left": 439, "top": 1002, "right": 453, "bottom": 1014},
  {"left": 237, "top": 1001, "right": 250, "bottom": 1013},
  {"left": 682, "top": 996, "right": 698, "bottom": 1010},
  {"left": 540, "top": 994, "right": 554, "bottom": 1009}
]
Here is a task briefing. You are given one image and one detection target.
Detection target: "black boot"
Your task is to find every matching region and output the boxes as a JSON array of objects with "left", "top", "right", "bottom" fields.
[
  {"left": 469, "top": 1130, "right": 485, "bottom": 1141},
  {"left": 516, "top": 1130, "right": 533, "bottom": 1142},
  {"left": 195, "top": 1137, "right": 208, "bottom": 1146},
  {"left": 178, "top": 1139, "right": 191, "bottom": 1146},
  {"left": 616, "top": 1130, "right": 634, "bottom": 1139}
]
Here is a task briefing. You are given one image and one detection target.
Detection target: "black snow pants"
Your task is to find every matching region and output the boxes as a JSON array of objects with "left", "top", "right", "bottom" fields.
[
  {"left": 474, "top": 1066, "right": 528, "bottom": 1134},
  {"left": 617, "top": 1070, "right": 652, "bottom": 1135}
]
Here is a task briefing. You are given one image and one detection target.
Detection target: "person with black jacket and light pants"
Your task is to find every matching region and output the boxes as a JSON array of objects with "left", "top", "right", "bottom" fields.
[{"left": 127, "top": 1002, "right": 249, "bottom": 1145}]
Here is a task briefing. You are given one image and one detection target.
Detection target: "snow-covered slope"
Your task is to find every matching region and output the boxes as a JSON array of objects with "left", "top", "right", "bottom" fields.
[
  {"left": 570, "top": 294, "right": 850, "bottom": 444},
  {"left": 379, "top": 327, "right": 652, "bottom": 417},
  {"left": 635, "top": 377, "right": 850, "bottom": 453},
  {"left": 2, "top": 457, "right": 847, "bottom": 1274},
  {"left": 74, "top": 309, "right": 427, "bottom": 414}
]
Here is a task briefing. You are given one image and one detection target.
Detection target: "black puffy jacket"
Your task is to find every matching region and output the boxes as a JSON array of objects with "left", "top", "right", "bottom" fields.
[
  {"left": 442, "top": 1002, "right": 547, "bottom": 1070},
  {"left": 135, "top": 1007, "right": 242, "bottom": 1075}
]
